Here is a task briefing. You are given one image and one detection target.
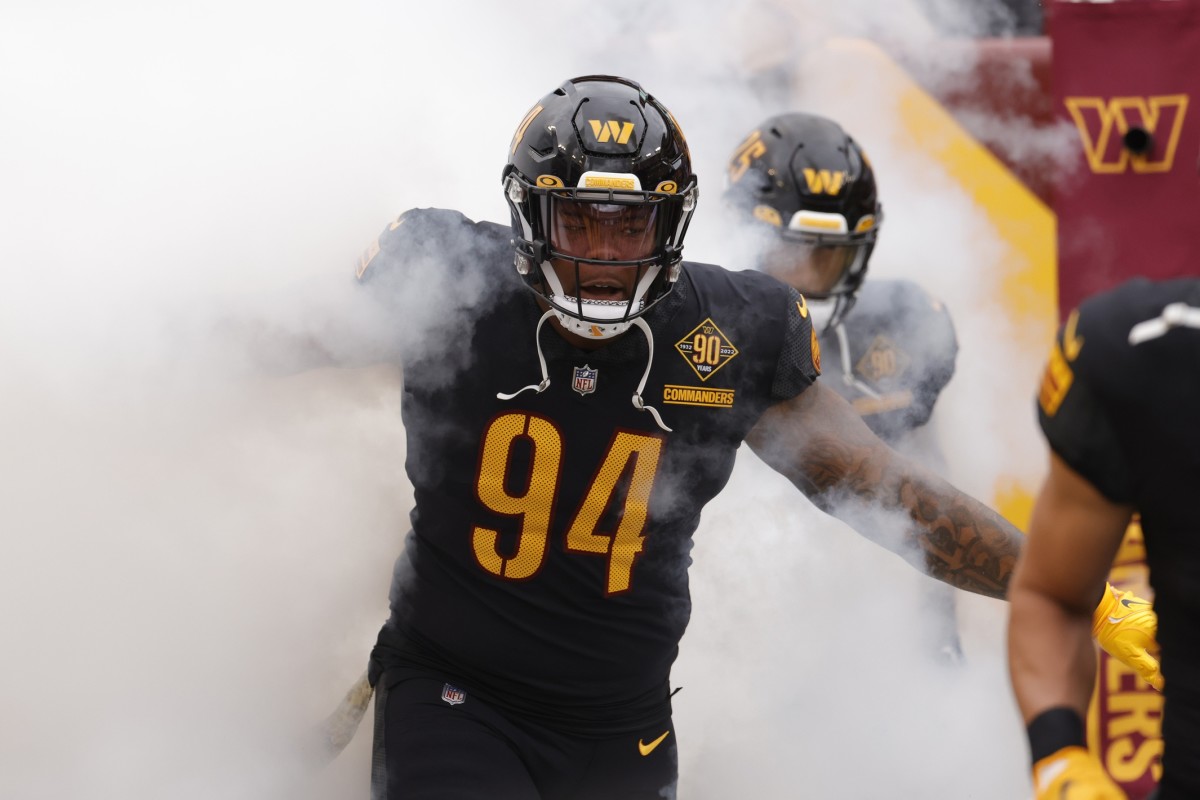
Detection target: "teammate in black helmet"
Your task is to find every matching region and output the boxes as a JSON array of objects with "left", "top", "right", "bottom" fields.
[
  {"left": 725, "top": 111, "right": 965, "bottom": 663},
  {"left": 726, "top": 112, "right": 880, "bottom": 332},
  {"left": 317, "top": 77, "right": 1157, "bottom": 799}
]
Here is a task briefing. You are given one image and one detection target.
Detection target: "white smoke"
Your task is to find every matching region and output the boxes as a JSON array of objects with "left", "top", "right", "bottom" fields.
[{"left": 1, "top": 0, "right": 1047, "bottom": 797}]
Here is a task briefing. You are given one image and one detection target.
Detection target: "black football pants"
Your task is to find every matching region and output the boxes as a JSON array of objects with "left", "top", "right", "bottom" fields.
[{"left": 370, "top": 669, "right": 678, "bottom": 800}]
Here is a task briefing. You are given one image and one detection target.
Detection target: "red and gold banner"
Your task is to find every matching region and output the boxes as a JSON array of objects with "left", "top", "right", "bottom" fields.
[
  {"left": 1051, "top": 0, "right": 1200, "bottom": 318},
  {"left": 1051, "top": 5, "right": 1197, "bottom": 794}
]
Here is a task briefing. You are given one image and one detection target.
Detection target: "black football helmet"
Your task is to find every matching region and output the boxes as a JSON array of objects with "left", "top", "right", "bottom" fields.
[
  {"left": 725, "top": 112, "right": 882, "bottom": 328},
  {"left": 502, "top": 75, "right": 698, "bottom": 339}
]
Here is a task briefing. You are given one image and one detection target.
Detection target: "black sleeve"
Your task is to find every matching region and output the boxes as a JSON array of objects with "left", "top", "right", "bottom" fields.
[
  {"left": 355, "top": 207, "right": 478, "bottom": 300},
  {"left": 906, "top": 292, "right": 958, "bottom": 428},
  {"left": 350, "top": 207, "right": 502, "bottom": 366},
  {"left": 770, "top": 287, "right": 821, "bottom": 401},
  {"left": 1036, "top": 306, "right": 1136, "bottom": 504},
  {"left": 832, "top": 279, "right": 958, "bottom": 437}
]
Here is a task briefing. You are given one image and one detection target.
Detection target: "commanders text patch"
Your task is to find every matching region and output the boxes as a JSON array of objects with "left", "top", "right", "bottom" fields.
[
  {"left": 662, "top": 385, "right": 735, "bottom": 408},
  {"left": 675, "top": 318, "right": 739, "bottom": 381}
]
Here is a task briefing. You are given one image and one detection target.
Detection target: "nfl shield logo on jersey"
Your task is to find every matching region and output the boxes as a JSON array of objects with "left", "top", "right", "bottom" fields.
[
  {"left": 441, "top": 683, "right": 466, "bottom": 706},
  {"left": 572, "top": 364, "right": 598, "bottom": 396}
]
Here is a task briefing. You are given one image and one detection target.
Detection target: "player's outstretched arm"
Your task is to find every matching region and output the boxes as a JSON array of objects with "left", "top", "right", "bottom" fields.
[
  {"left": 746, "top": 381, "right": 1021, "bottom": 599},
  {"left": 745, "top": 384, "right": 1162, "bottom": 689}
]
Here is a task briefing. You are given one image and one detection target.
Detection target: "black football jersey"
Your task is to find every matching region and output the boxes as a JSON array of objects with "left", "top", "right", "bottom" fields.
[
  {"left": 816, "top": 279, "right": 957, "bottom": 444},
  {"left": 1037, "top": 277, "right": 1200, "bottom": 703},
  {"left": 358, "top": 208, "right": 819, "bottom": 733}
]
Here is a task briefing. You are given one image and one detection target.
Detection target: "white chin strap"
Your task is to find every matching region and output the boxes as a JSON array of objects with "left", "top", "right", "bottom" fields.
[
  {"left": 496, "top": 311, "right": 672, "bottom": 433},
  {"left": 548, "top": 298, "right": 639, "bottom": 339},
  {"left": 538, "top": 261, "right": 664, "bottom": 340}
]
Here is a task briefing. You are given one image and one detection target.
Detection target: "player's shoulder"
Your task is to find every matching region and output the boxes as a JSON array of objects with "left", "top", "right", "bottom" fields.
[
  {"left": 680, "top": 260, "right": 793, "bottom": 305},
  {"left": 1034, "top": 277, "right": 1200, "bottom": 502},
  {"left": 852, "top": 278, "right": 954, "bottom": 327},
  {"left": 1069, "top": 277, "right": 1200, "bottom": 368},
  {"left": 679, "top": 261, "right": 805, "bottom": 336},
  {"left": 1076, "top": 276, "right": 1200, "bottom": 334},
  {"left": 844, "top": 277, "right": 958, "bottom": 356},
  {"left": 356, "top": 207, "right": 510, "bottom": 284},
  {"left": 678, "top": 261, "right": 819, "bottom": 396}
]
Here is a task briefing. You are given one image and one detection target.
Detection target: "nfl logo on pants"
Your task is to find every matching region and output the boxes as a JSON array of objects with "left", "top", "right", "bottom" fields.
[
  {"left": 572, "top": 364, "right": 598, "bottom": 396},
  {"left": 441, "top": 683, "right": 466, "bottom": 706}
]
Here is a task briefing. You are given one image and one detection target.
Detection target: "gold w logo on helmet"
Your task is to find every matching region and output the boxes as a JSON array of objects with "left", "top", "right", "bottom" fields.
[
  {"left": 802, "top": 168, "right": 846, "bottom": 195},
  {"left": 589, "top": 119, "right": 636, "bottom": 144}
]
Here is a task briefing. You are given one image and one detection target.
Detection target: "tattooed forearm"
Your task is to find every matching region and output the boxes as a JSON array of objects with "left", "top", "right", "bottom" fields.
[
  {"left": 796, "top": 435, "right": 1021, "bottom": 598},
  {"left": 746, "top": 381, "right": 1024, "bottom": 600},
  {"left": 894, "top": 474, "right": 1019, "bottom": 597}
]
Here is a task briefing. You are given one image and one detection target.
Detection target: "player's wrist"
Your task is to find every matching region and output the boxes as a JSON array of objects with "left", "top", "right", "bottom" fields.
[{"left": 1027, "top": 706, "right": 1085, "bottom": 765}]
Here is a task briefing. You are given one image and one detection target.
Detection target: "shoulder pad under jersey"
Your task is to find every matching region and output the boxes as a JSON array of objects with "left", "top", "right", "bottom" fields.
[
  {"left": 1038, "top": 276, "right": 1200, "bottom": 502},
  {"left": 837, "top": 278, "right": 957, "bottom": 419},
  {"left": 355, "top": 207, "right": 508, "bottom": 284}
]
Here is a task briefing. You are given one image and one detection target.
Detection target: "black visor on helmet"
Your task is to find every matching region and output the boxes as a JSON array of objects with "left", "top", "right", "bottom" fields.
[{"left": 548, "top": 196, "right": 661, "bottom": 261}]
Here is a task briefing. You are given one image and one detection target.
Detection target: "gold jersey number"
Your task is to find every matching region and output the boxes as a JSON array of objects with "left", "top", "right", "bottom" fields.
[{"left": 472, "top": 413, "right": 664, "bottom": 595}]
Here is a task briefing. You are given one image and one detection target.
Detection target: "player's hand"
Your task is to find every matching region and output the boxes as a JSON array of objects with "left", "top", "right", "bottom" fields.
[
  {"left": 1091, "top": 583, "right": 1163, "bottom": 691},
  {"left": 1032, "top": 746, "right": 1126, "bottom": 799},
  {"left": 308, "top": 670, "right": 375, "bottom": 766}
]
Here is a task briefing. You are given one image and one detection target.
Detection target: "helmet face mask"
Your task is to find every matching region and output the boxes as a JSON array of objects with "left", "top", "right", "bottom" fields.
[
  {"left": 504, "top": 76, "right": 698, "bottom": 340},
  {"left": 725, "top": 113, "right": 882, "bottom": 329}
]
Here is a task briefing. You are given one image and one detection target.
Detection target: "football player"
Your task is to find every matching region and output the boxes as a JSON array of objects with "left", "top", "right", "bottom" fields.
[
  {"left": 724, "top": 112, "right": 964, "bottom": 663},
  {"left": 324, "top": 76, "right": 1158, "bottom": 799},
  {"left": 1009, "top": 279, "right": 1198, "bottom": 800}
]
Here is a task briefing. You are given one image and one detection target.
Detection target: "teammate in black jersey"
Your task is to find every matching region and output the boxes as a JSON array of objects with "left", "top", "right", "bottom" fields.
[
  {"left": 1009, "top": 278, "right": 1200, "bottom": 800},
  {"left": 317, "top": 76, "right": 1159, "bottom": 799},
  {"left": 724, "top": 111, "right": 964, "bottom": 662}
]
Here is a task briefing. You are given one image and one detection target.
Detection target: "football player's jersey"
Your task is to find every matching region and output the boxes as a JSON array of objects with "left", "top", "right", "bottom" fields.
[
  {"left": 1037, "top": 277, "right": 1200, "bottom": 791},
  {"left": 358, "top": 208, "right": 819, "bottom": 734},
  {"left": 816, "top": 279, "right": 957, "bottom": 444}
]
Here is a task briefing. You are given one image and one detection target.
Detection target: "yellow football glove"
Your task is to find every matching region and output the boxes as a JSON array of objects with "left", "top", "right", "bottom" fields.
[
  {"left": 1033, "top": 746, "right": 1126, "bottom": 799},
  {"left": 1091, "top": 583, "right": 1163, "bottom": 691}
]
